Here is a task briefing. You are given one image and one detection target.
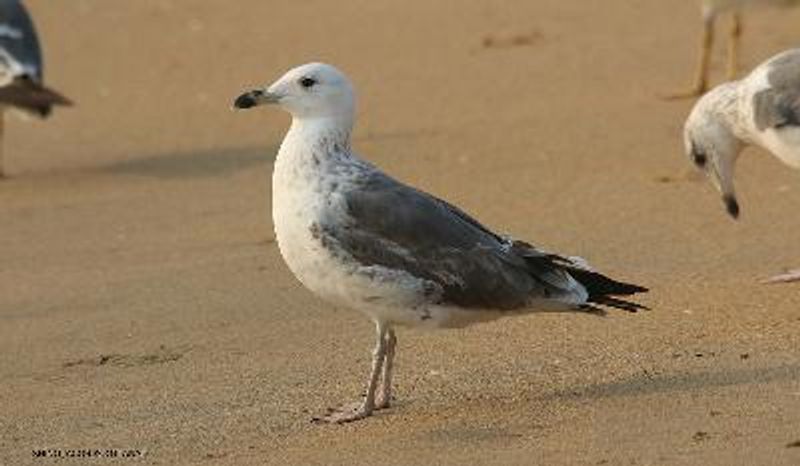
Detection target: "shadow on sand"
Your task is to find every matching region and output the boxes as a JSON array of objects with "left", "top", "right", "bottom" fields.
[
  {"left": 99, "top": 145, "right": 278, "bottom": 179},
  {"left": 96, "top": 128, "right": 442, "bottom": 181},
  {"left": 549, "top": 363, "right": 800, "bottom": 401}
]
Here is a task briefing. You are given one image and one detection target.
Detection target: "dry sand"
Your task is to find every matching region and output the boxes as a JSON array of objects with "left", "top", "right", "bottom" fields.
[{"left": 2, "top": 1, "right": 800, "bottom": 465}]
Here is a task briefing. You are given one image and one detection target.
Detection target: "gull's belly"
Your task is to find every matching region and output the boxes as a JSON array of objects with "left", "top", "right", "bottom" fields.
[
  {"left": 759, "top": 130, "right": 800, "bottom": 169},
  {"left": 271, "top": 185, "right": 421, "bottom": 316},
  {"left": 275, "top": 225, "right": 357, "bottom": 306},
  {"left": 272, "top": 190, "right": 353, "bottom": 306}
]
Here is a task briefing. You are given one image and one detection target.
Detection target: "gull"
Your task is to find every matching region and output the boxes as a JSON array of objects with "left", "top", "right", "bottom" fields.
[
  {"left": 684, "top": 48, "right": 800, "bottom": 283},
  {"left": 667, "top": 0, "right": 800, "bottom": 100},
  {"left": 0, "top": 0, "right": 72, "bottom": 178},
  {"left": 234, "top": 63, "right": 648, "bottom": 423}
]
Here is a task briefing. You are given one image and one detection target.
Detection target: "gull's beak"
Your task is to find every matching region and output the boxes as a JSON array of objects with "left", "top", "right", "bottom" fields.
[
  {"left": 722, "top": 194, "right": 740, "bottom": 219},
  {"left": 706, "top": 158, "right": 739, "bottom": 219},
  {"left": 233, "top": 89, "right": 281, "bottom": 110}
]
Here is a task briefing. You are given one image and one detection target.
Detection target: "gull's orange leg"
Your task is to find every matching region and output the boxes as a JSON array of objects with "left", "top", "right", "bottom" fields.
[
  {"left": 662, "top": 14, "right": 715, "bottom": 100},
  {"left": 726, "top": 12, "right": 742, "bottom": 80}
]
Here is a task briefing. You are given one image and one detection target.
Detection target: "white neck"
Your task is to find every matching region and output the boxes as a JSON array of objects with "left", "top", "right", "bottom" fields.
[
  {"left": 272, "top": 115, "right": 356, "bottom": 195},
  {"left": 280, "top": 116, "right": 352, "bottom": 159},
  {"left": 700, "top": 82, "right": 741, "bottom": 126},
  {"left": 690, "top": 82, "right": 749, "bottom": 148}
]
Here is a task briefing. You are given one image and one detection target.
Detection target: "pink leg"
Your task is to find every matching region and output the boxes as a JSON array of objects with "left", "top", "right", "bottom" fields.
[
  {"left": 313, "top": 321, "right": 389, "bottom": 424},
  {"left": 375, "top": 328, "right": 396, "bottom": 410}
]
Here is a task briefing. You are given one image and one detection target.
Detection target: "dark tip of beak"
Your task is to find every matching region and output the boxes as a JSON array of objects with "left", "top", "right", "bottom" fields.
[
  {"left": 234, "top": 92, "right": 257, "bottom": 110},
  {"left": 724, "top": 195, "right": 740, "bottom": 219}
]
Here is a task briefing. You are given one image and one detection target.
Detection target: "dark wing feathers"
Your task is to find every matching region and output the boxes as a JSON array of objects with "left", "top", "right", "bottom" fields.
[
  {"left": 329, "top": 171, "right": 647, "bottom": 311},
  {"left": 0, "top": 76, "right": 70, "bottom": 116},
  {"left": 511, "top": 240, "right": 649, "bottom": 311},
  {"left": 0, "top": 1, "right": 71, "bottom": 116},
  {"left": 752, "top": 88, "right": 800, "bottom": 130},
  {"left": 565, "top": 268, "right": 649, "bottom": 311},
  {"left": 338, "top": 173, "right": 558, "bottom": 310},
  {"left": 0, "top": 0, "right": 43, "bottom": 79}
]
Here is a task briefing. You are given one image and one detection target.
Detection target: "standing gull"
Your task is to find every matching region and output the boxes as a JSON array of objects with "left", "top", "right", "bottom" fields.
[
  {"left": 0, "top": 0, "right": 71, "bottom": 178},
  {"left": 684, "top": 48, "right": 800, "bottom": 283},
  {"left": 234, "top": 63, "right": 648, "bottom": 423},
  {"left": 667, "top": 0, "right": 800, "bottom": 99}
]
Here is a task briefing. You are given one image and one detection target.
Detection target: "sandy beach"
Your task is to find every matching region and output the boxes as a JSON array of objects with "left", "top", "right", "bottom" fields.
[{"left": 1, "top": 1, "right": 800, "bottom": 464}]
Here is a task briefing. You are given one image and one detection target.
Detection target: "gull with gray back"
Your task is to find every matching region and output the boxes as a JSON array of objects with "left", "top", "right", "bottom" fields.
[{"left": 234, "top": 62, "right": 648, "bottom": 423}]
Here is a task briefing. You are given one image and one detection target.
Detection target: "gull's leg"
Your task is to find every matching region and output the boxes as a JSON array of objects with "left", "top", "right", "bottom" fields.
[
  {"left": 726, "top": 12, "right": 742, "bottom": 81},
  {"left": 690, "top": 14, "right": 715, "bottom": 94},
  {"left": 313, "top": 321, "right": 388, "bottom": 424},
  {"left": 663, "top": 14, "right": 714, "bottom": 100},
  {"left": 375, "top": 327, "right": 396, "bottom": 410},
  {"left": 762, "top": 269, "right": 800, "bottom": 284}
]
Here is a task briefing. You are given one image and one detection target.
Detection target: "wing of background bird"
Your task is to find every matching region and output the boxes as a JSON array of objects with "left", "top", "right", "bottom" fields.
[
  {"left": 0, "top": 0, "right": 42, "bottom": 80},
  {"left": 752, "top": 49, "right": 800, "bottom": 130}
]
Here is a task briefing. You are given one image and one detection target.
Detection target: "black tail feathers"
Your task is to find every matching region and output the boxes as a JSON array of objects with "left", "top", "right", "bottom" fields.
[{"left": 568, "top": 268, "right": 649, "bottom": 312}]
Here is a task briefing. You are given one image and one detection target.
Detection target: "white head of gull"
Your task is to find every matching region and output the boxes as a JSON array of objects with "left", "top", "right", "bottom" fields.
[
  {"left": 684, "top": 48, "right": 800, "bottom": 283},
  {"left": 234, "top": 62, "right": 648, "bottom": 423}
]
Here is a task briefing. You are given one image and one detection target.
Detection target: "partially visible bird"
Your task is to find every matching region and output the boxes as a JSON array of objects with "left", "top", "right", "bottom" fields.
[
  {"left": 0, "top": 0, "right": 71, "bottom": 178},
  {"left": 684, "top": 48, "right": 800, "bottom": 283},
  {"left": 234, "top": 62, "right": 648, "bottom": 423},
  {"left": 667, "top": 0, "right": 800, "bottom": 100}
]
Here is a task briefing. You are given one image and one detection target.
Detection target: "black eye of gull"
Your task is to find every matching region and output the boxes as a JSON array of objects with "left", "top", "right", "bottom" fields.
[
  {"left": 691, "top": 144, "right": 707, "bottom": 167},
  {"left": 299, "top": 77, "right": 317, "bottom": 89},
  {"left": 693, "top": 151, "right": 707, "bottom": 167}
]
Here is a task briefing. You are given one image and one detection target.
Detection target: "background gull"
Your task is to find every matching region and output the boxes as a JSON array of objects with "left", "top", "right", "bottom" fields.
[
  {"left": 0, "top": 0, "right": 71, "bottom": 178},
  {"left": 684, "top": 48, "right": 800, "bottom": 283},
  {"left": 234, "top": 62, "right": 648, "bottom": 423},
  {"left": 667, "top": 0, "right": 800, "bottom": 99}
]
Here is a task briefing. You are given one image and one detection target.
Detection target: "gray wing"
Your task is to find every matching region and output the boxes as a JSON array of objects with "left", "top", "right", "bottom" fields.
[
  {"left": 752, "top": 49, "right": 800, "bottom": 131},
  {"left": 325, "top": 171, "right": 585, "bottom": 311},
  {"left": 0, "top": 0, "right": 42, "bottom": 80}
]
